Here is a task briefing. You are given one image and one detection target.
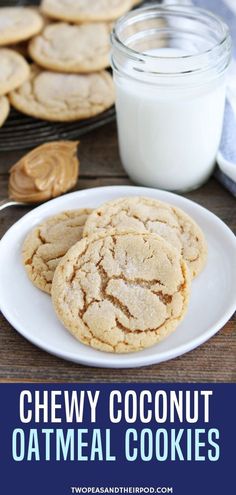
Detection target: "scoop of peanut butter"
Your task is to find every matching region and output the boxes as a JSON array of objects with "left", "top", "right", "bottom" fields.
[{"left": 9, "top": 141, "right": 79, "bottom": 203}]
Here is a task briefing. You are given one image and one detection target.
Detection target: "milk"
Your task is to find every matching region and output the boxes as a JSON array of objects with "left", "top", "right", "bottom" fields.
[{"left": 114, "top": 48, "right": 226, "bottom": 191}]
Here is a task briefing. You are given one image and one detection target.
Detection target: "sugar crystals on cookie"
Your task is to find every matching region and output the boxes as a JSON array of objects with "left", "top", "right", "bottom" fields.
[{"left": 51, "top": 231, "right": 191, "bottom": 353}]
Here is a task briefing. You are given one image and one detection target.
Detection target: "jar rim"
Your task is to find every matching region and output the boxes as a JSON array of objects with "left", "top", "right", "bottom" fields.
[{"left": 111, "top": 3, "right": 231, "bottom": 72}]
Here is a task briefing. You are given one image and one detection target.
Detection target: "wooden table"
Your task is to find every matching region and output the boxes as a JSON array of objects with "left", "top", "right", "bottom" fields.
[{"left": 0, "top": 121, "right": 235, "bottom": 383}]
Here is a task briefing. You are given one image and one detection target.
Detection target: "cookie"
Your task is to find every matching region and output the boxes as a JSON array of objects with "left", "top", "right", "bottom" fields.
[
  {"left": 83, "top": 196, "right": 208, "bottom": 278},
  {"left": 22, "top": 209, "right": 92, "bottom": 294},
  {"left": 0, "top": 7, "right": 43, "bottom": 46},
  {"left": 51, "top": 231, "right": 190, "bottom": 353},
  {"left": 9, "top": 141, "right": 80, "bottom": 203},
  {"left": 8, "top": 41, "right": 29, "bottom": 59},
  {"left": 0, "top": 48, "right": 30, "bottom": 96},
  {"left": 29, "top": 22, "right": 111, "bottom": 74},
  {"left": 11, "top": 6, "right": 51, "bottom": 59},
  {"left": 41, "top": 0, "right": 133, "bottom": 23},
  {"left": 0, "top": 95, "right": 10, "bottom": 126},
  {"left": 9, "top": 65, "right": 115, "bottom": 122}
]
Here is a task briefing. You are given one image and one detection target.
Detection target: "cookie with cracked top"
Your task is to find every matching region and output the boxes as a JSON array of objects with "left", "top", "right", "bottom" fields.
[
  {"left": 22, "top": 209, "right": 92, "bottom": 294},
  {"left": 51, "top": 231, "right": 191, "bottom": 353},
  {"left": 0, "top": 7, "right": 43, "bottom": 46}
]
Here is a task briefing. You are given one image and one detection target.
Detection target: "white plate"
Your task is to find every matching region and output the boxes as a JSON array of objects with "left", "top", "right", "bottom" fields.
[{"left": 0, "top": 186, "right": 236, "bottom": 368}]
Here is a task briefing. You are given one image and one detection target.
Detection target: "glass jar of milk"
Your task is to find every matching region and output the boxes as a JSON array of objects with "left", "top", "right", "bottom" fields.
[{"left": 111, "top": 4, "right": 232, "bottom": 192}]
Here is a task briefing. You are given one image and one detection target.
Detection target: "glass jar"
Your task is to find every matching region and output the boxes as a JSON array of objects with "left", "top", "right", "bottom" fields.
[{"left": 111, "top": 4, "right": 232, "bottom": 192}]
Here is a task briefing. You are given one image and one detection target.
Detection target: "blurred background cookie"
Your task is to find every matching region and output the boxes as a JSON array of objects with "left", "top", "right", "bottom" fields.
[
  {"left": 0, "top": 7, "right": 43, "bottom": 46},
  {"left": 41, "top": 0, "right": 133, "bottom": 23},
  {"left": 0, "top": 48, "right": 30, "bottom": 95},
  {"left": 29, "top": 22, "right": 111, "bottom": 73},
  {"left": 83, "top": 196, "right": 208, "bottom": 279}
]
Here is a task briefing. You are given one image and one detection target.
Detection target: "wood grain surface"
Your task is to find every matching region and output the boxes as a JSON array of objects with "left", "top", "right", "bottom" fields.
[{"left": 0, "top": 121, "right": 235, "bottom": 383}]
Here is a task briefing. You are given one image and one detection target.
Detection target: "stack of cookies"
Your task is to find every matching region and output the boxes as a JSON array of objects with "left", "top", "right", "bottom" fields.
[
  {"left": 0, "top": 0, "right": 141, "bottom": 127},
  {"left": 22, "top": 196, "right": 207, "bottom": 354}
]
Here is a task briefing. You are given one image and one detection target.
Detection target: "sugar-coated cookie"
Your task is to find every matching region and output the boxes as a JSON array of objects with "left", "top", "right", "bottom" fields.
[
  {"left": 83, "top": 196, "right": 208, "bottom": 278},
  {"left": 51, "top": 231, "right": 190, "bottom": 353},
  {"left": 22, "top": 209, "right": 93, "bottom": 294},
  {"left": 0, "top": 48, "right": 30, "bottom": 96},
  {"left": 0, "top": 7, "right": 43, "bottom": 46},
  {"left": 29, "top": 22, "right": 111, "bottom": 73},
  {"left": 41, "top": 0, "right": 133, "bottom": 23},
  {"left": 9, "top": 65, "right": 115, "bottom": 121}
]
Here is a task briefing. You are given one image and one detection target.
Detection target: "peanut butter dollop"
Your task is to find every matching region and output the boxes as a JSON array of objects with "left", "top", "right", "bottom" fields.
[{"left": 9, "top": 141, "right": 79, "bottom": 203}]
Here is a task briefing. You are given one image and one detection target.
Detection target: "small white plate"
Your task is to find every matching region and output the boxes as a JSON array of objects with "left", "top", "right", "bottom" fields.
[{"left": 0, "top": 186, "right": 236, "bottom": 369}]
